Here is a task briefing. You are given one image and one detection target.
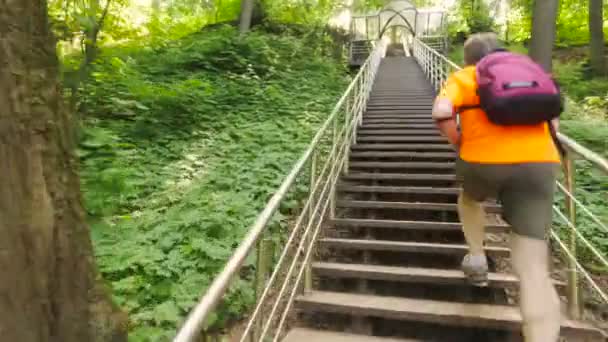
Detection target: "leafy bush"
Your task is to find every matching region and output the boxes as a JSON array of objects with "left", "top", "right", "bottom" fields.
[
  {"left": 79, "top": 25, "right": 349, "bottom": 340},
  {"left": 554, "top": 62, "right": 608, "bottom": 102}
]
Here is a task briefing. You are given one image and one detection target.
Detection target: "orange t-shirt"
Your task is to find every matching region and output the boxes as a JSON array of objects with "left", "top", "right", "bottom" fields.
[{"left": 438, "top": 66, "right": 560, "bottom": 164}]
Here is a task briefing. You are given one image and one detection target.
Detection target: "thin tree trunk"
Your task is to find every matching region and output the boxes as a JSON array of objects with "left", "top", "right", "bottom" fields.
[
  {"left": 0, "top": 1, "right": 127, "bottom": 341},
  {"left": 215, "top": 0, "right": 222, "bottom": 23},
  {"left": 529, "top": 0, "right": 559, "bottom": 72},
  {"left": 151, "top": 0, "right": 161, "bottom": 27},
  {"left": 589, "top": 0, "right": 605, "bottom": 74},
  {"left": 239, "top": 0, "right": 255, "bottom": 34}
]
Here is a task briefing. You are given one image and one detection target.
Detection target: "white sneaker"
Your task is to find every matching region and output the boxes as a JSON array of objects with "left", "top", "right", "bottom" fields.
[{"left": 461, "top": 254, "right": 489, "bottom": 287}]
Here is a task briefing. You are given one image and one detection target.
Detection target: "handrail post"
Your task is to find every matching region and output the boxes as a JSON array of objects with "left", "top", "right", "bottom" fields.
[
  {"left": 351, "top": 81, "right": 358, "bottom": 146},
  {"left": 344, "top": 93, "right": 352, "bottom": 176},
  {"left": 563, "top": 155, "right": 581, "bottom": 319},
  {"left": 253, "top": 238, "right": 272, "bottom": 341},
  {"left": 330, "top": 115, "right": 338, "bottom": 220},
  {"left": 304, "top": 151, "right": 317, "bottom": 294}
]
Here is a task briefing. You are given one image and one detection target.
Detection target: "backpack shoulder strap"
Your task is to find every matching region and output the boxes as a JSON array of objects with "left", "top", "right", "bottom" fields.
[{"left": 457, "top": 104, "right": 480, "bottom": 113}]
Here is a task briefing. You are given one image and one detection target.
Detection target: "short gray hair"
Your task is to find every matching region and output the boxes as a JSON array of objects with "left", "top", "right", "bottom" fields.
[{"left": 464, "top": 32, "right": 500, "bottom": 65}]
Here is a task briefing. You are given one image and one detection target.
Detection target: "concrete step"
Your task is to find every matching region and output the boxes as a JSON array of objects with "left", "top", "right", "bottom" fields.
[
  {"left": 349, "top": 161, "right": 454, "bottom": 170},
  {"left": 359, "top": 124, "right": 437, "bottom": 129},
  {"left": 330, "top": 218, "right": 509, "bottom": 233},
  {"left": 282, "top": 328, "right": 417, "bottom": 342},
  {"left": 319, "top": 238, "right": 511, "bottom": 257},
  {"left": 351, "top": 144, "right": 453, "bottom": 151},
  {"left": 343, "top": 173, "right": 458, "bottom": 181},
  {"left": 338, "top": 184, "right": 460, "bottom": 195},
  {"left": 349, "top": 151, "right": 455, "bottom": 158},
  {"left": 336, "top": 200, "right": 502, "bottom": 214},
  {"left": 357, "top": 130, "right": 439, "bottom": 136},
  {"left": 366, "top": 109, "right": 432, "bottom": 113},
  {"left": 296, "top": 292, "right": 605, "bottom": 340},
  {"left": 357, "top": 136, "right": 446, "bottom": 143},
  {"left": 362, "top": 119, "right": 435, "bottom": 124},
  {"left": 312, "top": 262, "right": 521, "bottom": 288},
  {"left": 313, "top": 262, "right": 567, "bottom": 290},
  {"left": 361, "top": 116, "right": 435, "bottom": 121}
]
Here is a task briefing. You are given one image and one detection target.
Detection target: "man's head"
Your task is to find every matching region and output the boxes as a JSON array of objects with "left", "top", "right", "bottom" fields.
[{"left": 463, "top": 32, "right": 500, "bottom": 65}]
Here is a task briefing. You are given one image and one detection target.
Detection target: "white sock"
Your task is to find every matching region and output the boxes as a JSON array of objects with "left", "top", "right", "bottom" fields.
[{"left": 468, "top": 254, "right": 488, "bottom": 266}]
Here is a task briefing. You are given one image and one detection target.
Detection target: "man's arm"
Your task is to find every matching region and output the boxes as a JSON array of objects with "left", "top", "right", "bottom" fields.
[
  {"left": 432, "top": 98, "right": 460, "bottom": 147},
  {"left": 551, "top": 118, "right": 559, "bottom": 131}
]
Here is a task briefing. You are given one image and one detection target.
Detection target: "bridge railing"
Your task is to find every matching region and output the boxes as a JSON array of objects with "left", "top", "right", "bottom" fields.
[
  {"left": 412, "top": 38, "right": 608, "bottom": 319},
  {"left": 173, "top": 39, "right": 387, "bottom": 342}
]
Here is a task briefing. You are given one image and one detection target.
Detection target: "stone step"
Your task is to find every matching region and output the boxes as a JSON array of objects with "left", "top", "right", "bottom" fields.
[
  {"left": 349, "top": 161, "right": 454, "bottom": 170},
  {"left": 330, "top": 218, "right": 509, "bottom": 234},
  {"left": 349, "top": 151, "right": 455, "bottom": 159},
  {"left": 357, "top": 136, "right": 446, "bottom": 143},
  {"left": 359, "top": 124, "right": 437, "bottom": 129},
  {"left": 362, "top": 119, "right": 435, "bottom": 124},
  {"left": 357, "top": 130, "right": 440, "bottom": 136},
  {"left": 282, "top": 328, "right": 417, "bottom": 342},
  {"left": 338, "top": 184, "right": 460, "bottom": 195},
  {"left": 312, "top": 262, "right": 522, "bottom": 288},
  {"left": 319, "top": 238, "right": 511, "bottom": 257},
  {"left": 296, "top": 292, "right": 604, "bottom": 340},
  {"left": 336, "top": 200, "right": 502, "bottom": 214},
  {"left": 351, "top": 144, "right": 453, "bottom": 151},
  {"left": 343, "top": 173, "right": 458, "bottom": 182}
]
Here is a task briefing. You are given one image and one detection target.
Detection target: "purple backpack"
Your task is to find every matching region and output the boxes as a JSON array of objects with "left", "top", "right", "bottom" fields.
[{"left": 475, "top": 51, "right": 562, "bottom": 125}]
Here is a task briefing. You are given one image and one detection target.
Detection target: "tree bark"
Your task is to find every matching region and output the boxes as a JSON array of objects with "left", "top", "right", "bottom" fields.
[
  {"left": 0, "top": 1, "right": 127, "bottom": 341},
  {"left": 528, "top": 0, "right": 559, "bottom": 72},
  {"left": 589, "top": 0, "right": 605, "bottom": 74},
  {"left": 239, "top": 0, "right": 255, "bottom": 34}
]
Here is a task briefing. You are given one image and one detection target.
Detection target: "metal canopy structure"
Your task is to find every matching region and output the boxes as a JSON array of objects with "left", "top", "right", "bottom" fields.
[{"left": 350, "top": 0, "right": 447, "bottom": 41}]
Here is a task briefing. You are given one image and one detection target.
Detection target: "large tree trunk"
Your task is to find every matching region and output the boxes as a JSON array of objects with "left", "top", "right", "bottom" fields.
[
  {"left": 239, "top": 0, "right": 255, "bottom": 34},
  {"left": 0, "top": 1, "right": 127, "bottom": 342},
  {"left": 589, "top": 0, "right": 605, "bottom": 74},
  {"left": 529, "top": 0, "right": 559, "bottom": 72}
]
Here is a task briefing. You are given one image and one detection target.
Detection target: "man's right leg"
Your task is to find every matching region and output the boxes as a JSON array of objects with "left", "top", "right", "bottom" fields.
[{"left": 510, "top": 233, "right": 561, "bottom": 342}]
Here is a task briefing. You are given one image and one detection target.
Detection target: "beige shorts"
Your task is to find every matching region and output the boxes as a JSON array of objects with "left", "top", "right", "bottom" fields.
[{"left": 457, "top": 159, "right": 559, "bottom": 240}]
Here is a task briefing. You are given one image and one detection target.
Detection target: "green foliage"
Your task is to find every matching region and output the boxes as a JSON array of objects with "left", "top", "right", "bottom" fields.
[
  {"left": 554, "top": 62, "right": 608, "bottom": 101},
  {"left": 446, "top": 0, "right": 496, "bottom": 43},
  {"left": 506, "top": 0, "right": 608, "bottom": 45},
  {"left": 555, "top": 102, "right": 608, "bottom": 271},
  {"left": 79, "top": 25, "right": 348, "bottom": 340},
  {"left": 448, "top": 42, "right": 527, "bottom": 65}
]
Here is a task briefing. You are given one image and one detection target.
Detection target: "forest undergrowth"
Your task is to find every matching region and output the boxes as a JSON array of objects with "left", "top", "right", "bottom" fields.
[{"left": 76, "top": 25, "right": 349, "bottom": 340}]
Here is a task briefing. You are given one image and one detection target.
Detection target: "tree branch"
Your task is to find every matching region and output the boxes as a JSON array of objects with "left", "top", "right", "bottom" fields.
[{"left": 96, "top": 0, "right": 112, "bottom": 32}]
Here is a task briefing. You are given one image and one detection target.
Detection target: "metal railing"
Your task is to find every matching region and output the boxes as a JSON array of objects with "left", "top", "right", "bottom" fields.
[
  {"left": 412, "top": 38, "right": 608, "bottom": 319},
  {"left": 173, "top": 40, "right": 387, "bottom": 342}
]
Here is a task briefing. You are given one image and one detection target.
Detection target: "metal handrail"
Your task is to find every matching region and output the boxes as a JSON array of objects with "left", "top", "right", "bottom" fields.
[
  {"left": 174, "top": 40, "right": 387, "bottom": 342},
  {"left": 412, "top": 37, "right": 608, "bottom": 319},
  {"left": 557, "top": 133, "right": 608, "bottom": 174}
]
